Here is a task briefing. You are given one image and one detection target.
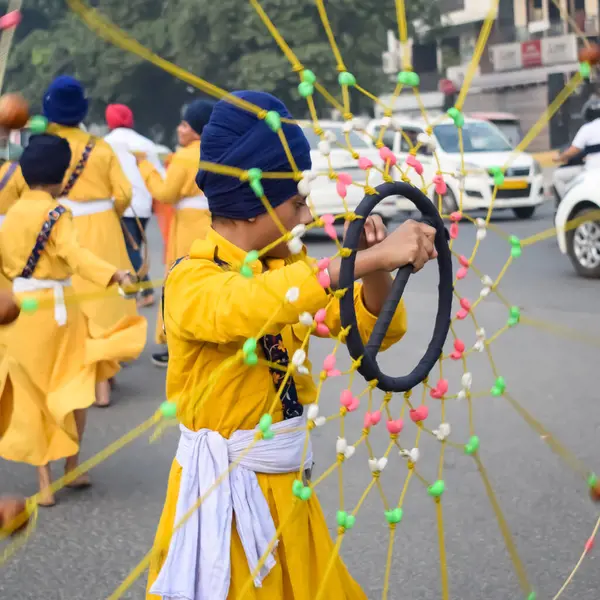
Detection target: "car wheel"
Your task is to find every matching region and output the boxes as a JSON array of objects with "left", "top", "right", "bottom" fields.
[
  {"left": 566, "top": 207, "right": 600, "bottom": 278},
  {"left": 439, "top": 188, "right": 458, "bottom": 215},
  {"left": 512, "top": 206, "right": 536, "bottom": 219}
]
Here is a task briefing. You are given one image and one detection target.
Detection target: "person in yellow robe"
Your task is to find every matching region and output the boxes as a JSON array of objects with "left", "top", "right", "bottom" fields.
[
  {"left": 146, "top": 91, "right": 437, "bottom": 600},
  {"left": 137, "top": 99, "right": 214, "bottom": 368},
  {"left": 0, "top": 134, "right": 139, "bottom": 506},
  {"left": 39, "top": 75, "right": 147, "bottom": 406}
]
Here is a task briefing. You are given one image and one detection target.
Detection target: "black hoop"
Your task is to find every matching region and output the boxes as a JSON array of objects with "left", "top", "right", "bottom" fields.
[{"left": 339, "top": 181, "right": 453, "bottom": 392}]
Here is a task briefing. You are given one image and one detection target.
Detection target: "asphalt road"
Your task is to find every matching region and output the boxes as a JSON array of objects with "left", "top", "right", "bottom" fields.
[{"left": 1, "top": 196, "right": 599, "bottom": 600}]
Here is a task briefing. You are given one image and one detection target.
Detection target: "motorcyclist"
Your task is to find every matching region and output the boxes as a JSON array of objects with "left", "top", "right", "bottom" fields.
[{"left": 554, "top": 96, "right": 600, "bottom": 167}]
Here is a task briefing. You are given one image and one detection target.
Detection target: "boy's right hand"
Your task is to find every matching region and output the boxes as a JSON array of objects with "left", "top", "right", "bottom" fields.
[{"left": 374, "top": 219, "right": 437, "bottom": 273}]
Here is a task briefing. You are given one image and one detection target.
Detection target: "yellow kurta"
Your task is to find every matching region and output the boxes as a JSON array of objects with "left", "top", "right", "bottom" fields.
[
  {"left": 44, "top": 123, "right": 144, "bottom": 341},
  {"left": 147, "top": 229, "right": 408, "bottom": 599},
  {"left": 0, "top": 191, "right": 145, "bottom": 465},
  {"left": 140, "top": 140, "right": 211, "bottom": 344}
]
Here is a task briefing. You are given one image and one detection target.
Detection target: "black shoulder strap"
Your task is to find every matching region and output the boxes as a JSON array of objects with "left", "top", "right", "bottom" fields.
[
  {"left": 0, "top": 162, "right": 18, "bottom": 192},
  {"left": 61, "top": 137, "right": 96, "bottom": 197}
]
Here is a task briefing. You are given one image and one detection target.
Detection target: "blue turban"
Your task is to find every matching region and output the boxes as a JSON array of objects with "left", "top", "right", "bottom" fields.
[
  {"left": 20, "top": 134, "right": 72, "bottom": 187},
  {"left": 43, "top": 75, "right": 89, "bottom": 127},
  {"left": 196, "top": 91, "right": 311, "bottom": 220},
  {"left": 183, "top": 99, "right": 214, "bottom": 136}
]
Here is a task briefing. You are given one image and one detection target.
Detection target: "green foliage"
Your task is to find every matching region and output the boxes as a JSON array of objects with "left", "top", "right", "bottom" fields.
[{"left": 1, "top": 0, "right": 439, "bottom": 141}]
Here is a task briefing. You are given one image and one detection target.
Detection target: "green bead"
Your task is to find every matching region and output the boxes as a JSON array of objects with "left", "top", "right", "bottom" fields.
[
  {"left": 580, "top": 61, "right": 591, "bottom": 78},
  {"left": 243, "top": 338, "right": 257, "bottom": 354},
  {"left": 298, "top": 81, "right": 314, "bottom": 97},
  {"left": 588, "top": 473, "right": 598, "bottom": 488},
  {"left": 262, "top": 429, "right": 274, "bottom": 440},
  {"left": 292, "top": 479, "right": 304, "bottom": 497},
  {"left": 508, "top": 306, "right": 520, "bottom": 327},
  {"left": 244, "top": 351, "right": 258, "bottom": 366},
  {"left": 489, "top": 167, "right": 504, "bottom": 187},
  {"left": 258, "top": 413, "right": 273, "bottom": 432},
  {"left": 527, "top": 592, "right": 536, "bottom": 600},
  {"left": 345, "top": 514, "right": 356, "bottom": 529},
  {"left": 464, "top": 435, "right": 480, "bottom": 455},
  {"left": 244, "top": 250, "right": 259, "bottom": 264},
  {"left": 384, "top": 507, "right": 403, "bottom": 524},
  {"left": 240, "top": 265, "right": 253, "bottom": 278},
  {"left": 301, "top": 69, "right": 316, "bottom": 84},
  {"left": 336, "top": 510, "right": 348, "bottom": 527},
  {"left": 338, "top": 71, "right": 356, "bottom": 86},
  {"left": 491, "top": 376, "right": 506, "bottom": 396},
  {"left": 428, "top": 480, "right": 445, "bottom": 498},
  {"left": 264, "top": 110, "right": 281, "bottom": 132},
  {"left": 28, "top": 115, "right": 48, "bottom": 134},
  {"left": 447, "top": 107, "right": 464, "bottom": 128},
  {"left": 20, "top": 297, "right": 39, "bottom": 313},
  {"left": 249, "top": 179, "right": 264, "bottom": 198},
  {"left": 159, "top": 400, "right": 177, "bottom": 419},
  {"left": 397, "top": 70, "right": 420, "bottom": 87},
  {"left": 247, "top": 167, "right": 262, "bottom": 181},
  {"left": 509, "top": 235, "right": 522, "bottom": 258},
  {"left": 299, "top": 486, "right": 312, "bottom": 501}
]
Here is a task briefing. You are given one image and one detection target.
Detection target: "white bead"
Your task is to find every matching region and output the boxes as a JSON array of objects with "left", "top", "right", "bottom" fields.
[
  {"left": 476, "top": 228, "right": 487, "bottom": 241},
  {"left": 299, "top": 312, "right": 313, "bottom": 327},
  {"left": 473, "top": 340, "right": 485, "bottom": 352},
  {"left": 480, "top": 286, "right": 491, "bottom": 298},
  {"left": 381, "top": 116, "right": 392, "bottom": 128},
  {"left": 298, "top": 365, "right": 309, "bottom": 375},
  {"left": 324, "top": 130, "right": 337, "bottom": 142},
  {"left": 476, "top": 328, "right": 486, "bottom": 339},
  {"left": 314, "top": 416, "right": 326, "bottom": 427},
  {"left": 297, "top": 178, "right": 311, "bottom": 197},
  {"left": 457, "top": 389, "right": 466, "bottom": 400},
  {"left": 285, "top": 287, "right": 300, "bottom": 303},
  {"left": 342, "top": 120, "right": 354, "bottom": 133},
  {"left": 291, "top": 224, "right": 307, "bottom": 238},
  {"left": 461, "top": 372, "right": 473, "bottom": 389},
  {"left": 287, "top": 236, "right": 303, "bottom": 255},
  {"left": 436, "top": 423, "right": 451, "bottom": 440},
  {"left": 344, "top": 446, "right": 356, "bottom": 459},
  {"left": 475, "top": 218, "right": 486, "bottom": 228},
  {"left": 318, "top": 140, "right": 331, "bottom": 156},
  {"left": 481, "top": 275, "right": 493, "bottom": 286},
  {"left": 368, "top": 457, "right": 387, "bottom": 472},
  {"left": 336, "top": 437, "right": 348, "bottom": 454},
  {"left": 307, "top": 404, "right": 319, "bottom": 420},
  {"left": 409, "top": 448, "right": 420, "bottom": 463},
  {"left": 302, "top": 169, "right": 317, "bottom": 182},
  {"left": 292, "top": 349, "right": 306, "bottom": 367},
  {"left": 417, "top": 132, "right": 435, "bottom": 149}
]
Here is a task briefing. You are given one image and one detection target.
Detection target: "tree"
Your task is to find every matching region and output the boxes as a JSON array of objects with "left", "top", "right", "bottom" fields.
[{"left": 2, "top": 0, "right": 440, "bottom": 142}]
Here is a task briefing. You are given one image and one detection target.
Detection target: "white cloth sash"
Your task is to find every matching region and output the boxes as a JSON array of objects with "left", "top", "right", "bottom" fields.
[
  {"left": 13, "top": 277, "right": 71, "bottom": 326},
  {"left": 58, "top": 198, "right": 114, "bottom": 217},
  {"left": 150, "top": 416, "right": 312, "bottom": 600},
  {"left": 0, "top": 215, "right": 5, "bottom": 227},
  {"left": 176, "top": 195, "right": 208, "bottom": 210}
]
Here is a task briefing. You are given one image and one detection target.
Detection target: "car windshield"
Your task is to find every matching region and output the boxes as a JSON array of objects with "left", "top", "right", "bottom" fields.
[
  {"left": 433, "top": 121, "right": 513, "bottom": 153},
  {"left": 491, "top": 121, "right": 522, "bottom": 148},
  {"left": 302, "top": 126, "right": 371, "bottom": 150}
]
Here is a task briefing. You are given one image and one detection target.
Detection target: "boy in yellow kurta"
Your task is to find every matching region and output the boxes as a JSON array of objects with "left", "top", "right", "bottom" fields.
[
  {"left": 0, "top": 134, "right": 138, "bottom": 506},
  {"left": 146, "top": 92, "right": 437, "bottom": 600},
  {"left": 137, "top": 99, "right": 214, "bottom": 368},
  {"left": 40, "top": 75, "right": 147, "bottom": 406}
]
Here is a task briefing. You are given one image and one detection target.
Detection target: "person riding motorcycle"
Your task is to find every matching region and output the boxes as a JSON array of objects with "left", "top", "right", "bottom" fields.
[{"left": 554, "top": 97, "right": 600, "bottom": 167}]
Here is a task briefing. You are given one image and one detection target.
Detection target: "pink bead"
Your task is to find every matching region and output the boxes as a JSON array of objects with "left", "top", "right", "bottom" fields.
[
  {"left": 321, "top": 214, "right": 335, "bottom": 225},
  {"left": 406, "top": 154, "right": 423, "bottom": 175},
  {"left": 456, "top": 267, "right": 468, "bottom": 280},
  {"left": 317, "top": 269, "right": 330, "bottom": 288},
  {"left": 379, "top": 146, "right": 397, "bottom": 165},
  {"left": 454, "top": 339, "right": 465, "bottom": 352},
  {"left": 314, "top": 308, "right": 327, "bottom": 323},
  {"left": 436, "top": 379, "right": 449, "bottom": 394},
  {"left": 316, "top": 323, "right": 330, "bottom": 336},
  {"left": 450, "top": 350, "right": 462, "bottom": 360},
  {"left": 450, "top": 211, "right": 462, "bottom": 222},
  {"left": 433, "top": 174, "right": 447, "bottom": 195},
  {"left": 410, "top": 405, "right": 429, "bottom": 422},
  {"left": 460, "top": 298, "right": 471, "bottom": 311},
  {"left": 449, "top": 222, "right": 459, "bottom": 239},
  {"left": 386, "top": 419, "right": 403, "bottom": 434},
  {"left": 324, "top": 224, "right": 337, "bottom": 241},
  {"left": 364, "top": 410, "right": 382, "bottom": 428},
  {"left": 336, "top": 180, "right": 348, "bottom": 198},
  {"left": 358, "top": 156, "right": 373, "bottom": 170},
  {"left": 585, "top": 537, "right": 595, "bottom": 553},
  {"left": 456, "top": 308, "right": 468, "bottom": 320},
  {"left": 323, "top": 354, "right": 336, "bottom": 372},
  {"left": 340, "top": 389, "right": 359, "bottom": 412},
  {"left": 458, "top": 255, "right": 470, "bottom": 267},
  {"left": 338, "top": 172, "right": 353, "bottom": 185},
  {"left": 0, "top": 10, "right": 21, "bottom": 30},
  {"left": 317, "top": 257, "right": 330, "bottom": 270}
]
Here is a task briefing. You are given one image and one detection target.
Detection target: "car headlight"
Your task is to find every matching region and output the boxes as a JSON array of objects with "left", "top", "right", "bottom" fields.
[{"left": 532, "top": 160, "right": 542, "bottom": 175}]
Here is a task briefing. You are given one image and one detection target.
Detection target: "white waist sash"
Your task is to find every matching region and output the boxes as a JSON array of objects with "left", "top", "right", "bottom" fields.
[
  {"left": 59, "top": 198, "right": 114, "bottom": 217},
  {"left": 13, "top": 277, "right": 71, "bottom": 326},
  {"left": 176, "top": 195, "right": 208, "bottom": 210},
  {"left": 150, "top": 416, "right": 312, "bottom": 600},
  {"left": 0, "top": 215, "right": 5, "bottom": 226}
]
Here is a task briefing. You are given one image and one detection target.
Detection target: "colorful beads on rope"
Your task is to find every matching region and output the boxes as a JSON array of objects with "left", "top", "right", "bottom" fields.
[
  {"left": 579, "top": 61, "right": 592, "bottom": 78},
  {"left": 241, "top": 250, "right": 259, "bottom": 278},
  {"left": 489, "top": 166, "right": 504, "bottom": 187},
  {"left": 336, "top": 510, "right": 356, "bottom": 531},
  {"left": 159, "top": 401, "right": 177, "bottom": 419},
  {"left": 258, "top": 413, "right": 274, "bottom": 440},
  {"left": 19, "top": 297, "right": 39, "bottom": 314},
  {"left": 246, "top": 168, "right": 263, "bottom": 198},
  {"left": 464, "top": 435, "right": 480, "bottom": 455},
  {"left": 507, "top": 306, "right": 520, "bottom": 327},
  {"left": 298, "top": 69, "right": 316, "bottom": 97},
  {"left": 397, "top": 70, "right": 420, "bottom": 87},
  {"left": 292, "top": 479, "right": 312, "bottom": 500},
  {"left": 264, "top": 110, "right": 282, "bottom": 132},
  {"left": 491, "top": 376, "right": 506, "bottom": 397},
  {"left": 447, "top": 107, "right": 464, "bottom": 128},
  {"left": 28, "top": 115, "right": 48, "bottom": 135},
  {"left": 510, "top": 235, "right": 522, "bottom": 258},
  {"left": 243, "top": 337, "right": 259, "bottom": 366},
  {"left": 337, "top": 71, "right": 356, "bottom": 87},
  {"left": 428, "top": 480, "right": 445, "bottom": 498},
  {"left": 385, "top": 507, "right": 403, "bottom": 525},
  {"left": 0, "top": 10, "right": 21, "bottom": 30}
]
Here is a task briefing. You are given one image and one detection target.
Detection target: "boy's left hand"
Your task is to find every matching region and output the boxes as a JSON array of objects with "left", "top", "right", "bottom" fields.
[{"left": 343, "top": 214, "right": 388, "bottom": 250}]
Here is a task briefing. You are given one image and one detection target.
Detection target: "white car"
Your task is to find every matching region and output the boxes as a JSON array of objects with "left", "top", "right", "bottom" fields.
[
  {"left": 555, "top": 169, "right": 600, "bottom": 277},
  {"left": 366, "top": 116, "right": 545, "bottom": 219},
  {"left": 298, "top": 120, "right": 400, "bottom": 222}
]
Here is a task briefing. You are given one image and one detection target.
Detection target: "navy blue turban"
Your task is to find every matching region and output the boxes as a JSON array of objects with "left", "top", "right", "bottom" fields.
[
  {"left": 196, "top": 91, "right": 311, "bottom": 220},
  {"left": 20, "top": 134, "right": 72, "bottom": 187},
  {"left": 43, "top": 75, "right": 89, "bottom": 127},
  {"left": 183, "top": 99, "right": 214, "bottom": 136}
]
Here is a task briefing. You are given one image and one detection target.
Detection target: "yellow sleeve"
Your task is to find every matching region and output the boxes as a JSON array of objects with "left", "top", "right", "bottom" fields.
[
  {"left": 51, "top": 212, "right": 117, "bottom": 287},
  {"left": 165, "top": 259, "right": 329, "bottom": 344},
  {"left": 323, "top": 286, "right": 407, "bottom": 351},
  {"left": 140, "top": 158, "right": 187, "bottom": 205},
  {"left": 0, "top": 164, "right": 26, "bottom": 213},
  {"left": 108, "top": 149, "right": 132, "bottom": 215}
]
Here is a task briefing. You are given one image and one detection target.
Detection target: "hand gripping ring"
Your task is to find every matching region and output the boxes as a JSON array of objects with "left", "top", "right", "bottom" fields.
[{"left": 339, "top": 181, "right": 453, "bottom": 392}]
